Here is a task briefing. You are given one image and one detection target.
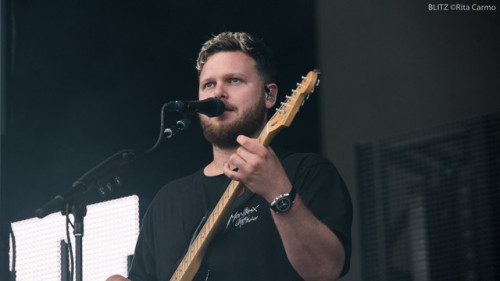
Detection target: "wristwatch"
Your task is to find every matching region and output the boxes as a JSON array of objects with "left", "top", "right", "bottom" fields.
[{"left": 269, "top": 187, "right": 296, "bottom": 213}]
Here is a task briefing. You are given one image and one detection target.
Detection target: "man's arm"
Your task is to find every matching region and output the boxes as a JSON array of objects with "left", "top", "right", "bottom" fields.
[
  {"left": 270, "top": 196, "right": 345, "bottom": 280},
  {"left": 223, "top": 136, "right": 347, "bottom": 280},
  {"left": 105, "top": 275, "right": 131, "bottom": 281}
]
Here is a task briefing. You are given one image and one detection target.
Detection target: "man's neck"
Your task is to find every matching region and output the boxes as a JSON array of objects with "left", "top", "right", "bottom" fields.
[
  {"left": 203, "top": 122, "right": 267, "bottom": 177},
  {"left": 204, "top": 145, "right": 238, "bottom": 176}
]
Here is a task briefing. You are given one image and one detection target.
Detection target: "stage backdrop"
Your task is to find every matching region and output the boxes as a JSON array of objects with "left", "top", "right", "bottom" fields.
[{"left": 3, "top": 0, "right": 320, "bottom": 223}]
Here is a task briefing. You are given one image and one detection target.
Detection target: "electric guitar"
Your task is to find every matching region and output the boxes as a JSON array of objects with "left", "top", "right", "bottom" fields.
[{"left": 169, "top": 70, "right": 320, "bottom": 281}]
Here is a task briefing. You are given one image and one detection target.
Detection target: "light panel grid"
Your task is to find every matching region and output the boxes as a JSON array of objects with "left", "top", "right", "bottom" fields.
[{"left": 10, "top": 195, "right": 140, "bottom": 281}]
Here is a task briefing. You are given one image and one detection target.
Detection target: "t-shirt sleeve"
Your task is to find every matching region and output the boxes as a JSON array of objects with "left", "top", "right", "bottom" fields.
[
  {"left": 286, "top": 154, "right": 353, "bottom": 277},
  {"left": 128, "top": 207, "right": 157, "bottom": 281}
]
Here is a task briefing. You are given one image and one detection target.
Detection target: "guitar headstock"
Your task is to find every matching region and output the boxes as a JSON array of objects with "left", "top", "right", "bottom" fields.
[{"left": 263, "top": 70, "right": 320, "bottom": 140}]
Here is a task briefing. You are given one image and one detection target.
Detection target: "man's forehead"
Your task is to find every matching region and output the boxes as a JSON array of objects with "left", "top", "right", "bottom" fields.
[{"left": 199, "top": 51, "right": 258, "bottom": 80}]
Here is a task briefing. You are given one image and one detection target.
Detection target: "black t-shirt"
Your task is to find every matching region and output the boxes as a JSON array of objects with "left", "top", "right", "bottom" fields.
[{"left": 128, "top": 153, "right": 352, "bottom": 281}]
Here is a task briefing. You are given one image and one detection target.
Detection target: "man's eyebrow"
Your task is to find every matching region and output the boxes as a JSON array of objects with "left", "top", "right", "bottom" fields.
[
  {"left": 200, "top": 72, "right": 249, "bottom": 82},
  {"left": 224, "top": 72, "right": 249, "bottom": 78}
]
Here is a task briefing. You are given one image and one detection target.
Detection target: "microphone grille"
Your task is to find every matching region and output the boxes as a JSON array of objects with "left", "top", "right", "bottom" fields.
[{"left": 211, "top": 98, "right": 225, "bottom": 117}]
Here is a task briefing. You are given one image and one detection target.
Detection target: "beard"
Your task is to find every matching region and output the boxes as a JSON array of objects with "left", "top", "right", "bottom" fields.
[{"left": 200, "top": 97, "right": 267, "bottom": 149}]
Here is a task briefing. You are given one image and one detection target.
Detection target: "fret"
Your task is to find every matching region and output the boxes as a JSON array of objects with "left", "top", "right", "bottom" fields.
[
  {"left": 189, "top": 245, "right": 194, "bottom": 261},
  {"left": 212, "top": 205, "right": 219, "bottom": 217}
]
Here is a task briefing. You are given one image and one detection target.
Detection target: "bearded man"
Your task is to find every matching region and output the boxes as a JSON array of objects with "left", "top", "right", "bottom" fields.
[{"left": 107, "top": 31, "right": 352, "bottom": 281}]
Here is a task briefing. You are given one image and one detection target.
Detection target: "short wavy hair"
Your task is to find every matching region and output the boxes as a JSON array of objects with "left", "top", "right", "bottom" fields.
[{"left": 196, "top": 32, "right": 276, "bottom": 84}]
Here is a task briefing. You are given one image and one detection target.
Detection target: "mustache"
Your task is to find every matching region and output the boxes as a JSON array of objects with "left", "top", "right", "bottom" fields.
[{"left": 222, "top": 101, "right": 236, "bottom": 111}]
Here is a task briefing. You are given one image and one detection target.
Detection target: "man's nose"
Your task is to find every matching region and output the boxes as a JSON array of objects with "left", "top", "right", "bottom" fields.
[{"left": 213, "top": 84, "right": 227, "bottom": 100}]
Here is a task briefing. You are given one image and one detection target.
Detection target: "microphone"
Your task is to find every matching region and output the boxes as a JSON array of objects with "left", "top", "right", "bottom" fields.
[{"left": 165, "top": 97, "right": 225, "bottom": 117}]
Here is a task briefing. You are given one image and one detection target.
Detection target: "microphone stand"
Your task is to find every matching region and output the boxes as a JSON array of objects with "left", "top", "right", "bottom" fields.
[
  {"left": 35, "top": 149, "right": 136, "bottom": 281},
  {"left": 69, "top": 194, "right": 85, "bottom": 281},
  {"left": 34, "top": 110, "right": 191, "bottom": 281}
]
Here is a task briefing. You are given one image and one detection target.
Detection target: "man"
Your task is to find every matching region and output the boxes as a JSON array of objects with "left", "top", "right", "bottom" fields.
[{"left": 108, "top": 32, "right": 352, "bottom": 281}]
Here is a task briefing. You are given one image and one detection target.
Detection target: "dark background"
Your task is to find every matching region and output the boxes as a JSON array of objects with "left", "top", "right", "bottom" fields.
[
  {"left": 1, "top": 1, "right": 500, "bottom": 281},
  {"left": 317, "top": 2, "right": 499, "bottom": 280},
  {"left": 3, "top": 0, "right": 320, "bottom": 222}
]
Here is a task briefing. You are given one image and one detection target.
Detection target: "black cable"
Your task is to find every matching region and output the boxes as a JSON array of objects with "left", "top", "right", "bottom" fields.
[
  {"left": 9, "top": 223, "right": 16, "bottom": 281},
  {"left": 65, "top": 205, "right": 74, "bottom": 281},
  {"left": 143, "top": 103, "right": 168, "bottom": 155}
]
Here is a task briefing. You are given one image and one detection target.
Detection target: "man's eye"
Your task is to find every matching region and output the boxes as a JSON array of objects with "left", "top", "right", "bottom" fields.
[
  {"left": 204, "top": 82, "right": 214, "bottom": 88},
  {"left": 230, "top": 78, "right": 240, "bottom": 83}
]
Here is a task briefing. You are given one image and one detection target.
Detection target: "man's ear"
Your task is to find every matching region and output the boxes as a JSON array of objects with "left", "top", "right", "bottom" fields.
[{"left": 264, "top": 83, "right": 278, "bottom": 109}]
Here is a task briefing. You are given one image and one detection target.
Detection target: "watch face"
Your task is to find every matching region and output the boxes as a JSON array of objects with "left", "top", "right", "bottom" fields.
[{"left": 275, "top": 197, "right": 292, "bottom": 212}]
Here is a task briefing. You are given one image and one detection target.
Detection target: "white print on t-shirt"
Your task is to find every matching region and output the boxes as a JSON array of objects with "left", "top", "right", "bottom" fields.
[{"left": 225, "top": 204, "right": 260, "bottom": 231}]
